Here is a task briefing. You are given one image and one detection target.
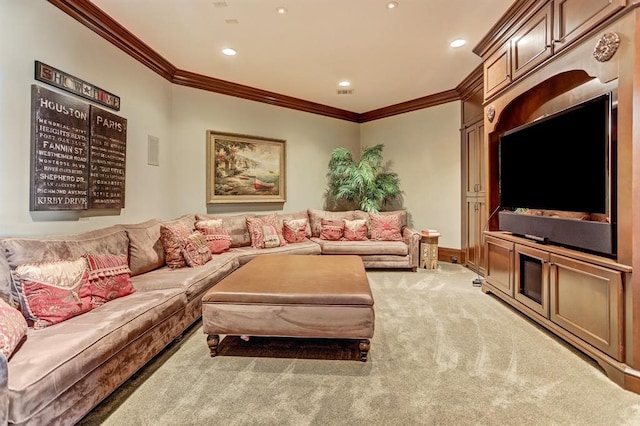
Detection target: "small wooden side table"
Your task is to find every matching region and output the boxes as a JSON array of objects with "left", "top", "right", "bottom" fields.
[{"left": 420, "top": 231, "right": 440, "bottom": 269}]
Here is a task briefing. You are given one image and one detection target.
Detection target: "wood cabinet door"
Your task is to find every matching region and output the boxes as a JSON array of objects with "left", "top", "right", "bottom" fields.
[
  {"left": 465, "top": 198, "right": 486, "bottom": 272},
  {"left": 554, "top": 0, "right": 626, "bottom": 52},
  {"left": 464, "top": 125, "right": 479, "bottom": 198},
  {"left": 477, "top": 198, "right": 486, "bottom": 275},
  {"left": 464, "top": 122, "right": 485, "bottom": 198},
  {"left": 485, "top": 235, "right": 514, "bottom": 297},
  {"left": 465, "top": 199, "right": 480, "bottom": 271},
  {"left": 511, "top": 2, "right": 554, "bottom": 80},
  {"left": 484, "top": 43, "right": 511, "bottom": 99},
  {"left": 462, "top": 88, "right": 484, "bottom": 126},
  {"left": 477, "top": 122, "right": 485, "bottom": 199},
  {"left": 514, "top": 244, "right": 550, "bottom": 318},
  {"left": 463, "top": 120, "right": 486, "bottom": 274},
  {"left": 549, "top": 254, "right": 623, "bottom": 360}
]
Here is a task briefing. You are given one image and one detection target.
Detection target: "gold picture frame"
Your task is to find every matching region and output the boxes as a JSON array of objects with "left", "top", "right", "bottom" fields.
[{"left": 206, "top": 131, "right": 286, "bottom": 204}]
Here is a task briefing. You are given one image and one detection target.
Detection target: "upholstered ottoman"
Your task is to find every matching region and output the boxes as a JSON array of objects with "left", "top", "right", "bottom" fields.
[{"left": 202, "top": 255, "right": 375, "bottom": 361}]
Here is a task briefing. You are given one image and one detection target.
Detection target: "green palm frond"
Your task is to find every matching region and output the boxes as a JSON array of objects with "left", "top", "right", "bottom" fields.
[
  {"left": 376, "top": 172, "right": 400, "bottom": 192},
  {"left": 324, "top": 144, "right": 402, "bottom": 213},
  {"left": 360, "top": 144, "right": 384, "bottom": 167},
  {"left": 327, "top": 147, "right": 354, "bottom": 169}
]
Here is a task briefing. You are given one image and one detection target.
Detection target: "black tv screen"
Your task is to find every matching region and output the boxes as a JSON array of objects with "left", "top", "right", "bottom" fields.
[{"left": 499, "top": 93, "right": 611, "bottom": 214}]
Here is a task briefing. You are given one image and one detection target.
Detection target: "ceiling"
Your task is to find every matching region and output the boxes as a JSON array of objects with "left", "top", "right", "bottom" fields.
[{"left": 89, "top": 0, "right": 515, "bottom": 114}]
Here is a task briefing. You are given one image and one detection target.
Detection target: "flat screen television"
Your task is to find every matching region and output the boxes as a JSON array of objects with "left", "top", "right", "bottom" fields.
[{"left": 498, "top": 93, "right": 616, "bottom": 256}]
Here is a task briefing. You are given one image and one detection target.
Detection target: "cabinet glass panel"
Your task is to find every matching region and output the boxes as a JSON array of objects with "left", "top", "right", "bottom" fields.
[
  {"left": 514, "top": 244, "right": 549, "bottom": 317},
  {"left": 520, "top": 254, "right": 542, "bottom": 304}
]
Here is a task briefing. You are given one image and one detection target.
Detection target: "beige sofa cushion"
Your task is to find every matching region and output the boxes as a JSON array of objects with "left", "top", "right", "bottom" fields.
[
  {"left": 307, "top": 209, "right": 355, "bottom": 237},
  {"left": 131, "top": 253, "right": 238, "bottom": 302},
  {"left": 1, "top": 225, "right": 129, "bottom": 269},
  {"left": 123, "top": 219, "right": 165, "bottom": 276},
  {"left": 6, "top": 288, "right": 185, "bottom": 425},
  {"left": 196, "top": 214, "right": 255, "bottom": 248},
  {"left": 123, "top": 215, "right": 195, "bottom": 276},
  {"left": 162, "top": 214, "right": 196, "bottom": 233},
  {"left": 360, "top": 254, "right": 412, "bottom": 269},
  {"left": 354, "top": 209, "right": 408, "bottom": 237},
  {"left": 311, "top": 238, "right": 408, "bottom": 256},
  {"left": 231, "top": 240, "right": 321, "bottom": 265},
  {"left": 278, "top": 211, "right": 311, "bottom": 238}
]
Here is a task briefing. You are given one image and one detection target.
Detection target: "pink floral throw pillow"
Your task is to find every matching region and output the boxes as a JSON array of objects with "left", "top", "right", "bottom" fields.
[
  {"left": 11, "top": 258, "right": 93, "bottom": 329},
  {"left": 202, "top": 230, "right": 232, "bottom": 254},
  {"left": 246, "top": 214, "right": 286, "bottom": 249},
  {"left": 160, "top": 223, "right": 192, "bottom": 268},
  {"left": 182, "top": 232, "right": 212, "bottom": 267},
  {"left": 370, "top": 213, "right": 403, "bottom": 241},
  {"left": 85, "top": 254, "right": 135, "bottom": 307},
  {"left": 262, "top": 225, "right": 282, "bottom": 248},
  {"left": 283, "top": 218, "right": 308, "bottom": 243},
  {"left": 0, "top": 298, "right": 28, "bottom": 359},
  {"left": 343, "top": 219, "right": 368, "bottom": 241},
  {"left": 195, "top": 220, "right": 232, "bottom": 254},
  {"left": 319, "top": 218, "right": 344, "bottom": 241}
]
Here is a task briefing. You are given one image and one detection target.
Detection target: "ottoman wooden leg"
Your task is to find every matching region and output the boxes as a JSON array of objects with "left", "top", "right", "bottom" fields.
[
  {"left": 359, "top": 339, "right": 371, "bottom": 362},
  {"left": 207, "top": 334, "right": 220, "bottom": 357}
]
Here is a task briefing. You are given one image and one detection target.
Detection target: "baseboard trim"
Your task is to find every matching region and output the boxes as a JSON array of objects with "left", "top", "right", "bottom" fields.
[{"left": 438, "top": 247, "right": 464, "bottom": 265}]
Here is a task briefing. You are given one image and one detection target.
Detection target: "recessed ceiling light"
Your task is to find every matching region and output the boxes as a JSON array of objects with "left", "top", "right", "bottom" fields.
[
  {"left": 222, "top": 47, "right": 237, "bottom": 56},
  {"left": 276, "top": 6, "right": 288, "bottom": 14},
  {"left": 338, "top": 80, "right": 351, "bottom": 87},
  {"left": 450, "top": 39, "right": 466, "bottom": 48},
  {"left": 387, "top": 1, "right": 398, "bottom": 9}
]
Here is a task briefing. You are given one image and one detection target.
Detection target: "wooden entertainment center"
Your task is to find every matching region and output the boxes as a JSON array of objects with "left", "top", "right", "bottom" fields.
[{"left": 475, "top": 0, "right": 640, "bottom": 392}]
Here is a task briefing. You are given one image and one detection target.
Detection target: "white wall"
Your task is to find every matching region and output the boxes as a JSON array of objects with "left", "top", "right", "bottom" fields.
[
  {"left": 0, "top": 0, "right": 174, "bottom": 236},
  {"left": 0, "top": 0, "right": 360, "bottom": 237},
  {"left": 0, "top": 1, "right": 461, "bottom": 248},
  {"left": 169, "top": 86, "right": 360, "bottom": 217},
  {"left": 360, "top": 103, "right": 462, "bottom": 249}
]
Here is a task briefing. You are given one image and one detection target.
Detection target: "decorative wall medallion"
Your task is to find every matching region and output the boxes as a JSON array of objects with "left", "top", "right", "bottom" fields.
[
  {"left": 593, "top": 32, "right": 620, "bottom": 62},
  {"left": 486, "top": 105, "right": 496, "bottom": 123}
]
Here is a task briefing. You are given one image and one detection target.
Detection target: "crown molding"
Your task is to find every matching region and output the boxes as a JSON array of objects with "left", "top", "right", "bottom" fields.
[
  {"left": 359, "top": 90, "right": 460, "bottom": 123},
  {"left": 172, "top": 70, "right": 361, "bottom": 122},
  {"left": 48, "top": 0, "right": 466, "bottom": 123},
  {"left": 456, "top": 64, "right": 483, "bottom": 100},
  {"left": 472, "top": 0, "right": 542, "bottom": 58},
  {"left": 47, "top": 0, "right": 176, "bottom": 80}
]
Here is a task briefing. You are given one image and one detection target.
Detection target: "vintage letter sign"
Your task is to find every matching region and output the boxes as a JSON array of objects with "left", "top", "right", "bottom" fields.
[
  {"left": 31, "top": 85, "right": 89, "bottom": 210},
  {"left": 88, "top": 106, "right": 127, "bottom": 209}
]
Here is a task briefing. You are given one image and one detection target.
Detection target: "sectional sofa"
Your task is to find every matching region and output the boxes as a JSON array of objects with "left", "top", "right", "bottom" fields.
[{"left": 0, "top": 208, "right": 420, "bottom": 425}]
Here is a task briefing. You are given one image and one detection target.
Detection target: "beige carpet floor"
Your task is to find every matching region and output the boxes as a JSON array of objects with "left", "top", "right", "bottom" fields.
[{"left": 79, "top": 263, "right": 640, "bottom": 425}]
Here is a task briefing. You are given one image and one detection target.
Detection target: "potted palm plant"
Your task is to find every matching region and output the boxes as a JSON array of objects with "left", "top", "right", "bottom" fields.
[{"left": 324, "top": 144, "right": 402, "bottom": 212}]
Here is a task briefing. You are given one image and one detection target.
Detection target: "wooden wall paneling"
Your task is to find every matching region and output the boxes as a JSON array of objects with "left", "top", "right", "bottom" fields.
[
  {"left": 554, "top": 0, "right": 627, "bottom": 51},
  {"left": 484, "top": 43, "right": 512, "bottom": 99},
  {"left": 510, "top": 2, "right": 554, "bottom": 79},
  {"left": 480, "top": 5, "right": 640, "bottom": 393}
]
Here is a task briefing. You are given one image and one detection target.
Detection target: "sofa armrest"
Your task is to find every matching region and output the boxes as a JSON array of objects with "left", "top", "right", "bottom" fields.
[
  {"left": 0, "top": 353, "right": 7, "bottom": 426},
  {"left": 403, "top": 227, "right": 421, "bottom": 271}
]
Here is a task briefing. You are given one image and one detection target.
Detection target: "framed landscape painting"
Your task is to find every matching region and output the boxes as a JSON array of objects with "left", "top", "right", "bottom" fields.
[{"left": 206, "top": 131, "right": 286, "bottom": 204}]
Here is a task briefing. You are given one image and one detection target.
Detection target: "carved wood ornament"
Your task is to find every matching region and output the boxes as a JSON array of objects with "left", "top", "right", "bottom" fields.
[
  {"left": 486, "top": 105, "right": 496, "bottom": 123},
  {"left": 593, "top": 32, "right": 620, "bottom": 62}
]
